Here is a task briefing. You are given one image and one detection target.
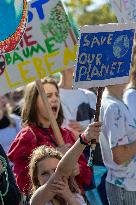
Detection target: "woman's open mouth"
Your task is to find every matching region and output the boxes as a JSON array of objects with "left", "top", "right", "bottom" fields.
[{"left": 51, "top": 106, "right": 58, "bottom": 115}]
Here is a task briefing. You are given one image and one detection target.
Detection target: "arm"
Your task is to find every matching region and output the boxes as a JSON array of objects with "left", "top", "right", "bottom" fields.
[
  {"left": 112, "top": 141, "right": 136, "bottom": 165},
  {"left": 30, "top": 176, "right": 86, "bottom": 205},
  {"left": 104, "top": 104, "right": 136, "bottom": 165},
  {"left": 30, "top": 180, "right": 55, "bottom": 205},
  {"left": 60, "top": 128, "right": 93, "bottom": 190},
  {"left": 56, "top": 122, "right": 101, "bottom": 177},
  {"left": 8, "top": 128, "right": 37, "bottom": 194},
  {"left": 30, "top": 122, "right": 101, "bottom": 205}
]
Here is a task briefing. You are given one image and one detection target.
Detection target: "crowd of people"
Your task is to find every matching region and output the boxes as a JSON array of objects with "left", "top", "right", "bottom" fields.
[{"left": 0, "top": 51, "right": 136, "bottom": 205}]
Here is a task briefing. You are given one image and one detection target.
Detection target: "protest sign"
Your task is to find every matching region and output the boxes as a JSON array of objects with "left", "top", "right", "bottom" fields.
[
  {"left": 74, "top": 23, "right": 135, "bottom": 89},
  {"left": 110, "top": 0, "right": 136, "bottom": 23},
  {"left": 109, "top": 0, "right": 128, "bottom": 22},
  {"left": 128, "top": 1, "right": 136, "bottom": 22},
  {"left": 0, "top": 0, "right": 27, "bottom": 54},
  {"left": 0, "top": 0, "right": 77, "bottom": 95}
]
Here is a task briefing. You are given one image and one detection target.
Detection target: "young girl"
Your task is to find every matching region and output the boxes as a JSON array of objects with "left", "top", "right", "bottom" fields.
[
  {"left": 29, "top": 145, "right": 87, "bottom": 205},
  {"left": 30, "top": 121, "right": 101, "bottom": 205}
]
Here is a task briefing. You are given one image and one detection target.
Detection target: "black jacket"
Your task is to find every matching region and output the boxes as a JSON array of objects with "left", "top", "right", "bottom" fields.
[{"left": 0, "top": 144, "right": 21, "bottom": 205}]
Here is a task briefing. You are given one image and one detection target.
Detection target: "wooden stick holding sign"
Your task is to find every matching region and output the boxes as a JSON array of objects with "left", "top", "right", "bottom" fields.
[
  {"left": 87, "top": 87, "right": 104, "bottom": 167},
  {"left": 36, "top": 79, "right": 64, "bottom": 146},
  {"left": 91, "top": 87, "right": 104, "bottom": 150}
]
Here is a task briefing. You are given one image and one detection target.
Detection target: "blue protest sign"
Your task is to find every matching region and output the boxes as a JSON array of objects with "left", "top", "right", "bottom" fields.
[{"left": 74, "top": 23, "right": 136, "bottom": 88}]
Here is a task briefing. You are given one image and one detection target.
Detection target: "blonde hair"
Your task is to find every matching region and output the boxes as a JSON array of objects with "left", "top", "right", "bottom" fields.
[{"left": 29, "top": 145, "right": 80, "bottom": 195}]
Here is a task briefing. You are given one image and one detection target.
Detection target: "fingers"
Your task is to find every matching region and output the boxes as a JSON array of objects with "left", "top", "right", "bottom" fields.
[
  {"left": 83, "top": 122, "right": 102, "bottom": 142},
  {"left": 89, "top": 121, "right": 102, "bottom": 128},
  {"left": 50, "top": 180, "right": 66, "bottom": 191},
  {"left": 89, "top": 122, "right": 102, "bottom": 132}
]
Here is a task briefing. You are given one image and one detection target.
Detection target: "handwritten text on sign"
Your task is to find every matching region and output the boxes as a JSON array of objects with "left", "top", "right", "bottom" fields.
[
  {"left": 0, "top": 0, "right": 77, "bottom": 95},
  {"left": 74, "top": 24, "right": 135, "bottom": 88}
]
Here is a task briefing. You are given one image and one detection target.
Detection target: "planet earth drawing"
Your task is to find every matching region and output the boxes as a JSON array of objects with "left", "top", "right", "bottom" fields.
[
  {"left": 113, "top": 35, "right": 129, "bottom": 58},
  {"left": 0, "top": 0, "right": 27, "bottom": 53}
]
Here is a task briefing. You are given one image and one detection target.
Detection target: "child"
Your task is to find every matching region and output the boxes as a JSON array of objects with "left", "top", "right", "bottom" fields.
[
  {"left": 30, "top": 121, "right": 101, "bottom": 205},
  {"left": 29, "top": 145, "right": 87, "bottom": 205}
]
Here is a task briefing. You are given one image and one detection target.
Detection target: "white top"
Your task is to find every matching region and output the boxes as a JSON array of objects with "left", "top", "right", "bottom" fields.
[
  {"left": 45, "top": 193, "right": 87, "bottom": 205},
  {"left": 123, "top": 88, "right": 136, "bottom": 122},
  {"left": 60, "top": 88, "right": 96, "bottom": 129},
  {"left": 100, "top": 92, "right": 136, "bottom": 191},
  {"left": 0, "top": 114, "right": 21, "bottom": 153}
]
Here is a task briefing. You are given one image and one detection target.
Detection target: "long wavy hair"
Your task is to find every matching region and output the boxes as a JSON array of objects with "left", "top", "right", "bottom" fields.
[{"left": 21, "top": 77, "right": 64, "bottom": 127}]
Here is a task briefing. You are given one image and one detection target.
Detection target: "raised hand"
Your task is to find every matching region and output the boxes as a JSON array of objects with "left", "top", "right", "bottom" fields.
[{"left": 83, "top": 121, "right": 102, "bottom": 143}]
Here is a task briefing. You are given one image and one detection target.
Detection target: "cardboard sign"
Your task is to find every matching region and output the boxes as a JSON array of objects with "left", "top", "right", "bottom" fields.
[
  {"left": 0, "top": 0, "right": 27, "bottom": 54},
  {"left": 0, "top": 0, "right": 77, "bottom": 95},
  {"left": 110, "top": 0, "right": 128, "bottom": 22},
  {"left": 128, "top": 1, "right": 136, "bottom": 22},
  {"left": 74, "top": 23, "right": 135, "bottom": 89},
  {"left": 110, "top": 0, "right": 136, "bottom": 22}
]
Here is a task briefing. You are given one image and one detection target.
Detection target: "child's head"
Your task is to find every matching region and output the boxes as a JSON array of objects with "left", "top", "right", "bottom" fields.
[
  {"left": 29, "top": 145, "right": 80, "bottom": 194},
  {"left": 29, "top": 145, "right": 62, "bottom": 193}
]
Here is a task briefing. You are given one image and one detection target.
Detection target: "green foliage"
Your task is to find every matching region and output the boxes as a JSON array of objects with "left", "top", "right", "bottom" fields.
[
  {"left": 63, "top": 0, "right": 117, "bottom": 26},
  {"left": 78, "top": 3, "right": 117, "bottom": 26},
  {"left": 65, "top": 0, "right": 92, "bottom": 12}
]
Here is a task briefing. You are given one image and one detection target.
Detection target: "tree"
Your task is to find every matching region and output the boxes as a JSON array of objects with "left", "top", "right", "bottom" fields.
[
  {"left": 63, "top": 0, "right": 117, "bottom": 26},
  {"left": 78, "top": 3, "right": 117, "bottom": 26},
  {"left": 64, "top": 0, "right": 93, "bottom": 13}
]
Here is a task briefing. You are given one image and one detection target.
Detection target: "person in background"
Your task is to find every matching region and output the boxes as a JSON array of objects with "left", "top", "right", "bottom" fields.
[
  {"left": 123, "top": 62, "right": 136, "bottom": 122},
  {"left": 30, "top": 121, "right": 101, "bottom": 205},
  {"left": 0, "top": 144, "right": 21, "bottom": 205},
  {"left": 8, "top": 77, "right": 93, "bottom": 200},
  {"left": 100, "top": 83, "right": 136, "bottom": 205},
  {"left": 6, "top": 86, "right": 24, "bottom": 117},
  {"left": 0, "top": 94, "right": 21, "bottom": 153},
  {"left": 59, "top": 68, "right": 96, "bottom": 138},
  {"left": 29, "top": 145, "right": 87, "bottom": 205}
]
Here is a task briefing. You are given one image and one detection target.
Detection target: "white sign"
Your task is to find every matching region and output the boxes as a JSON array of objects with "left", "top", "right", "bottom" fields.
[
  {"left": 110, "top": 0, "right": 136, "bottom": 22},
  {"left": 0, "top": 0, "right": 77, "bottom": 95}
]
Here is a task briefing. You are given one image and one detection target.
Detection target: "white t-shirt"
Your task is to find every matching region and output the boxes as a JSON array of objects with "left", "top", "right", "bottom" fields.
[
  {"left": 0, "top": 114, "right": 21, "bottom": 153},
  {"left": 123, "top": 88, "right": 136, "bottom": 122},
  {"left": 45, "top": 193, "right": 87, "bottom": 205},
  {"left": 100, "top": 92, "right": 136, "bottom": 191},
  {"left": 60, "top": 88, "right": 96, "bottom": 129}
]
